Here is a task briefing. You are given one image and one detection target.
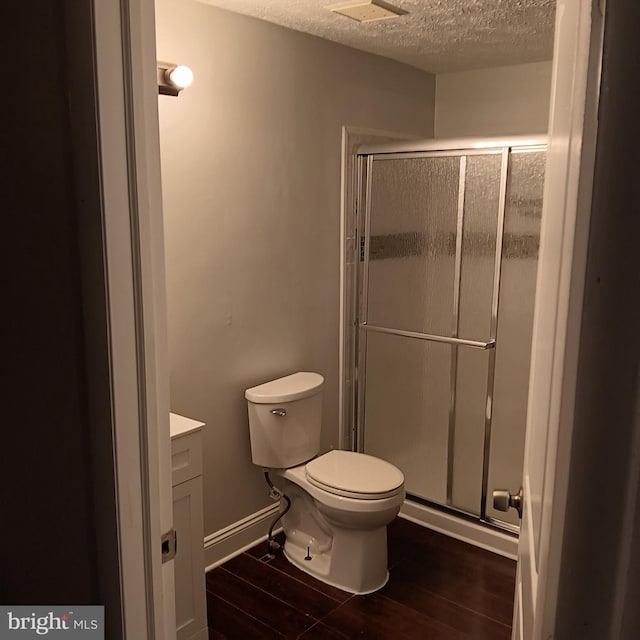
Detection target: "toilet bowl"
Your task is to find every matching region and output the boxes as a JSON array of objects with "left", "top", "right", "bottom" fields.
[
  {"left": 245, "top": 372, "right": 405, "bottom": 594},
  {"left": 276, "top": 450, "right": 404, "bottom": 593}
]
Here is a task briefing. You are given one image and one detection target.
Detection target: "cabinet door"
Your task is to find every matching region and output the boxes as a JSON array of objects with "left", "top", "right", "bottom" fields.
[{"left": 173, "top": 476, "right": 207, "bottom": 640}]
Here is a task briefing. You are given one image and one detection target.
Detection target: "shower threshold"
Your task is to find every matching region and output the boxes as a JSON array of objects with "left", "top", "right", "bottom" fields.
[{"left": 399, "top": 494, "right": 519, "bottom": 559}]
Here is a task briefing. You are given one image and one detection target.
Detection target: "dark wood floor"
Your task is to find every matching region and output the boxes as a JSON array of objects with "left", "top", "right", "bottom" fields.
[{"left": 206, "top": 517, "right": 516, "bottom": 639}]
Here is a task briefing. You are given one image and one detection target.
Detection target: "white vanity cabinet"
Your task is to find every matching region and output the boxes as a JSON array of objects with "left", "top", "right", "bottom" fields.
[{"left": 170, "top": 413, "right": 207, "bottom": 640}]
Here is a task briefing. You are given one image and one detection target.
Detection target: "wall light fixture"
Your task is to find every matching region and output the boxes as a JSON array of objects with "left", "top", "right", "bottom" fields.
[{"left": 157, "top": 62, "right": 194, "bottom": 97}]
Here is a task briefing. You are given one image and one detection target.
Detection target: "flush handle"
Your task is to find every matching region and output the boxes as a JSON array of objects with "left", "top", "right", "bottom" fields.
[
  {"left": 492, "top": 487, "right": 523, "bottom": 519},
  {"left": 270, "top": 408, "right": 287, "bottom": 417}
]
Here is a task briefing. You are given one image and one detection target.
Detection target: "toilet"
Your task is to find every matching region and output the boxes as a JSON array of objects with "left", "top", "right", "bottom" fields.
[{"left": 245, "top": 371, "right": 405, "bottom": 594}]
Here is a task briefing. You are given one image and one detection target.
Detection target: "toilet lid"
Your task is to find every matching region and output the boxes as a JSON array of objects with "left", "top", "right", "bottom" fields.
[{"left": 305, "top": 450, "right": 404, "bottom": 499}]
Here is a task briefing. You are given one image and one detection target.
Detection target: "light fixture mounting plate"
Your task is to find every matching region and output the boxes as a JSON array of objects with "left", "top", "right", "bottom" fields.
[{"left": 157, "top": 61, "right": 180, "bottom": 97}]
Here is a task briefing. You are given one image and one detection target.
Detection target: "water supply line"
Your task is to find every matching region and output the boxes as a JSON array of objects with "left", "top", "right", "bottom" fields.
[{"left": 263, "top": 470, "right": 291, "bottom": 557}]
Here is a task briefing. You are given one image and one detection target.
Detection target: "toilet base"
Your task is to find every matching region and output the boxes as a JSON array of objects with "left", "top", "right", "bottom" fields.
[{"left": 282, "top": 524, "right": 390, "bottom": 595}]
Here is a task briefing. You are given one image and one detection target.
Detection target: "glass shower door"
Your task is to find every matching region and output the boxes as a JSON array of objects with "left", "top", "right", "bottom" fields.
[
  {"left": 485, "top": 149, "right": 546, "bottom": 526},
  {"left": 358, "top": 150, "right": 505, "bottom": 516}
]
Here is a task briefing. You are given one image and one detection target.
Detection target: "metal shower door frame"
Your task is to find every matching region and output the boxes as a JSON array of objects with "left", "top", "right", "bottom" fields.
[{"left": 351, "top": 135, "right": 547, "bottom": 532}]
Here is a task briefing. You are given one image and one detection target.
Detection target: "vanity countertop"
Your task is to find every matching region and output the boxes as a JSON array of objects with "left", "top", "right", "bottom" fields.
[{"left": 170, "top": 412, "right": 205, "bottom": 439}]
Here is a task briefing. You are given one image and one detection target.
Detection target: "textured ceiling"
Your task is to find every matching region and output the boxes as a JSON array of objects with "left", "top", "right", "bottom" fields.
[{"left": 194, "top": 0, "right": 556, "bottom": 74}]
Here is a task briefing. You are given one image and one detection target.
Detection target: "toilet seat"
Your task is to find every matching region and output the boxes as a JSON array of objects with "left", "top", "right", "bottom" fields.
[{"left": 305, "top": 450, "right": 404, "bottom": 500}]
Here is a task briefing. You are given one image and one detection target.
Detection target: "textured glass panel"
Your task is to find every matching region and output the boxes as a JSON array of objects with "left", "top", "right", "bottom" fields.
[
  {"left": 458, "top": 154, "right": 502, "bottom": 340},
  {"left": 362, "top": 331, "right": 450, "bottom": 504},
  {"left": 366, "top": 156, "right": 460, "bottom": 336},
  {"left": 486, "top": 150, "right": 545, "bottom": 525},
  {"left": 450, "top": 347, "right": 490, "bottom": 515}
]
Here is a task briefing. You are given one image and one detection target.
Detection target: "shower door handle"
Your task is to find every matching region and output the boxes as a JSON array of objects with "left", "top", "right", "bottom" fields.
[{"left": 492, "top": 487, "right": 523, "bottom": 519}]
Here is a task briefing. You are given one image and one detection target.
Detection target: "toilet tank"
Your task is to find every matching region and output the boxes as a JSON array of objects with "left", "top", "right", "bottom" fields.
[{"left": 245, "top": 372, "right": 324, "bottom": 468}]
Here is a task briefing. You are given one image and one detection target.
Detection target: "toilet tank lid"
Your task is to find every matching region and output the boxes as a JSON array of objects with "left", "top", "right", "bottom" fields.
[{"left": 245, "top": 372, "right": 324, "bottom": 403}]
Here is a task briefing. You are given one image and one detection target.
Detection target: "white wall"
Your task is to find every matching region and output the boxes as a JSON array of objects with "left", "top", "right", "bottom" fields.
[
  {"left": 155, "top": 0, "right": 435, "bottom": 537},
  {"left": 435, "top": 61, "right": 552, "bottom": 138}
]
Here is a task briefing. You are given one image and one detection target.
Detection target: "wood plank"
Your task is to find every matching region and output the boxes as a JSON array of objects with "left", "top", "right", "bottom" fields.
[
  {"left": 297, "top": 621, "right": 350, "bottom": 639},
  {"left": 223, "top": 553, "right": 340, "bottom": 619},
  {"left": 382, "top": 578, "right": 512, "bottom": 639},
  {"left": 206, "top": 567, "right": 317, "bottom": 638},
  {"left": 322, "top": 593, "right": 469, "bottom": 640},
  {"left": 388, "top": 518, "right": 516, "bottom": 579},
  {"left": 388, "top": 560, "right": 515, "bottom": 626},
  {"left": 206, "top": 591, "right": 284, "bottom": 639}
]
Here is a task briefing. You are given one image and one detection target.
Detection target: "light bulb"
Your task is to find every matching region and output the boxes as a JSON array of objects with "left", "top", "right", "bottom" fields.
[{"left": 167, "top": 65, "right": 194, "bottom": 89}]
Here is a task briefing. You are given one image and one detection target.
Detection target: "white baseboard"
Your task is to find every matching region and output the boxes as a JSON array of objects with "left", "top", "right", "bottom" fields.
[
  {"left": 399, "top": 499, "right": 518, "bottom": 560},
  {"left": 204, "top": 503, "right": 281, "bottom": 571}
]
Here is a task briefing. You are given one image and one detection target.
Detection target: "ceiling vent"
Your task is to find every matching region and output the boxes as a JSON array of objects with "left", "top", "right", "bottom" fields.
[{"left": 327, "top": 0, "right": 408, "bottom": 23}]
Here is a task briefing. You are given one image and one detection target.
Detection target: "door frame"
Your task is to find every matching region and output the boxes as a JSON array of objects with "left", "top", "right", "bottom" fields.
[
  {"left": 515, "top": 0, "right": 606, "bottom": 637},
  {"left": 90, "top": 0, "right": 621, "bottom": 638},
  {"left": 89, "top": 0, "right": 175, "bottom": 637}
]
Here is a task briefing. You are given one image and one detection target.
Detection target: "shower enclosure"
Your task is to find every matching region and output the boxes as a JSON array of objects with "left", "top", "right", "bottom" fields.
[{"left": 343, "top": 136, "right": 546, "bottom": 532}]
